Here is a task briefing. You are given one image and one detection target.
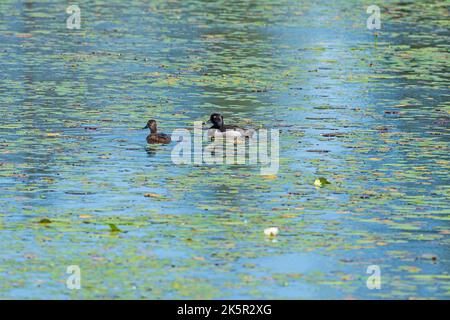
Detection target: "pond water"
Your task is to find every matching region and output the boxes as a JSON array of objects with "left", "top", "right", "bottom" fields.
[{"left": 0, "top": 0, "right": 449, "bottom": 299}]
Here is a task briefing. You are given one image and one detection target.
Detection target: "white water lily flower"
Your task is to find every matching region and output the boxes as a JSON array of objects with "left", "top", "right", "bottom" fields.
[
  {"left": 314, "top": 179, "right": 322, "bottom": 187},
  {"left": 264, "top": 227, "right": 279, "bottom": 237},
  {"left": 314, "top": 177, "right": 331, "bottom": 187}
]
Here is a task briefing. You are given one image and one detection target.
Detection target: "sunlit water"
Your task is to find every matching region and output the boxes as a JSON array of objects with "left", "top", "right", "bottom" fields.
[{"left": 0, "top": 0, "right": 449, "bottom": 299}]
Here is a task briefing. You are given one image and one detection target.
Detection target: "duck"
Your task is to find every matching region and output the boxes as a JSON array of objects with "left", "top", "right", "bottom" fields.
[
  {"left": 208, "top": 113, "right": 255, "bottom": 139},
  {"left": 143, "top": 119, "right": 171, "bottom": 144}
]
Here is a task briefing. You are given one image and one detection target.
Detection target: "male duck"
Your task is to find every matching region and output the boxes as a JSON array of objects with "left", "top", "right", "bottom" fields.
[
  {"left": 208, "top": 113, "right": 254, "bottom": 139},
  {"left": 143, "top": 119, "right": 171, "bottom": 144}
]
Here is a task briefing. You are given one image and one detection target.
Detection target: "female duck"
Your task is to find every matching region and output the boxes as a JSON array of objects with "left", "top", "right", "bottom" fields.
[
  {"left": 208, "top": 113, "right": 254, "bottom": 139},
  {"left": 143, "top": 119, "right": 171, "bottom": 144}
]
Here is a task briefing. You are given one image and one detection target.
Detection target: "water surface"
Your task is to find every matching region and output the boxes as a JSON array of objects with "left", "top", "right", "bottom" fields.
[{"left": 0, "top": 0, "right": 449, "bottom": 299}]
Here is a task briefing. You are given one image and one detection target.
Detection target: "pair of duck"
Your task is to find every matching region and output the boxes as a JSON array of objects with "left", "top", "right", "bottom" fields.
[{"left": 143, "top": 113, "right": 254, "bottom": 144}]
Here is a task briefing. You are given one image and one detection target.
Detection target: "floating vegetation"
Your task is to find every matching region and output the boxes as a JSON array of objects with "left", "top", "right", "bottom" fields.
[{"left": 108, "top": 224, "right": 122, "bottom": 233}]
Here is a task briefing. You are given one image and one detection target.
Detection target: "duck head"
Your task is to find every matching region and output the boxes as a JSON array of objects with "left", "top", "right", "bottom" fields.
[
  {"left": 209, "top": 113, "right": 224, "bottom": 129},
  {"left": 143, "top": 119, "right": 157, "bottom": 133}
]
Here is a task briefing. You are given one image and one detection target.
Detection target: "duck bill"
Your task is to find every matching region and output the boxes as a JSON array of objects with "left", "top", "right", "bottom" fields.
[{"left": 143, "top": 124, "right": 149, "bottom": 129}]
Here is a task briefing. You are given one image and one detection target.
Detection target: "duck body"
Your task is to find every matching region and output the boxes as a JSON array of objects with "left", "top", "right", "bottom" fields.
[
  {"left": 143, "top": 120, "right": 171, "bottom": 144},
  {"left": 208, "top": 113, "right": 255, "bottom": 139},
  {"left": 147, "top": 132, "right": 171, "bottom": 144},
  {"left": 208, "top": 127, "right": 245, "bottom": 139}
]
